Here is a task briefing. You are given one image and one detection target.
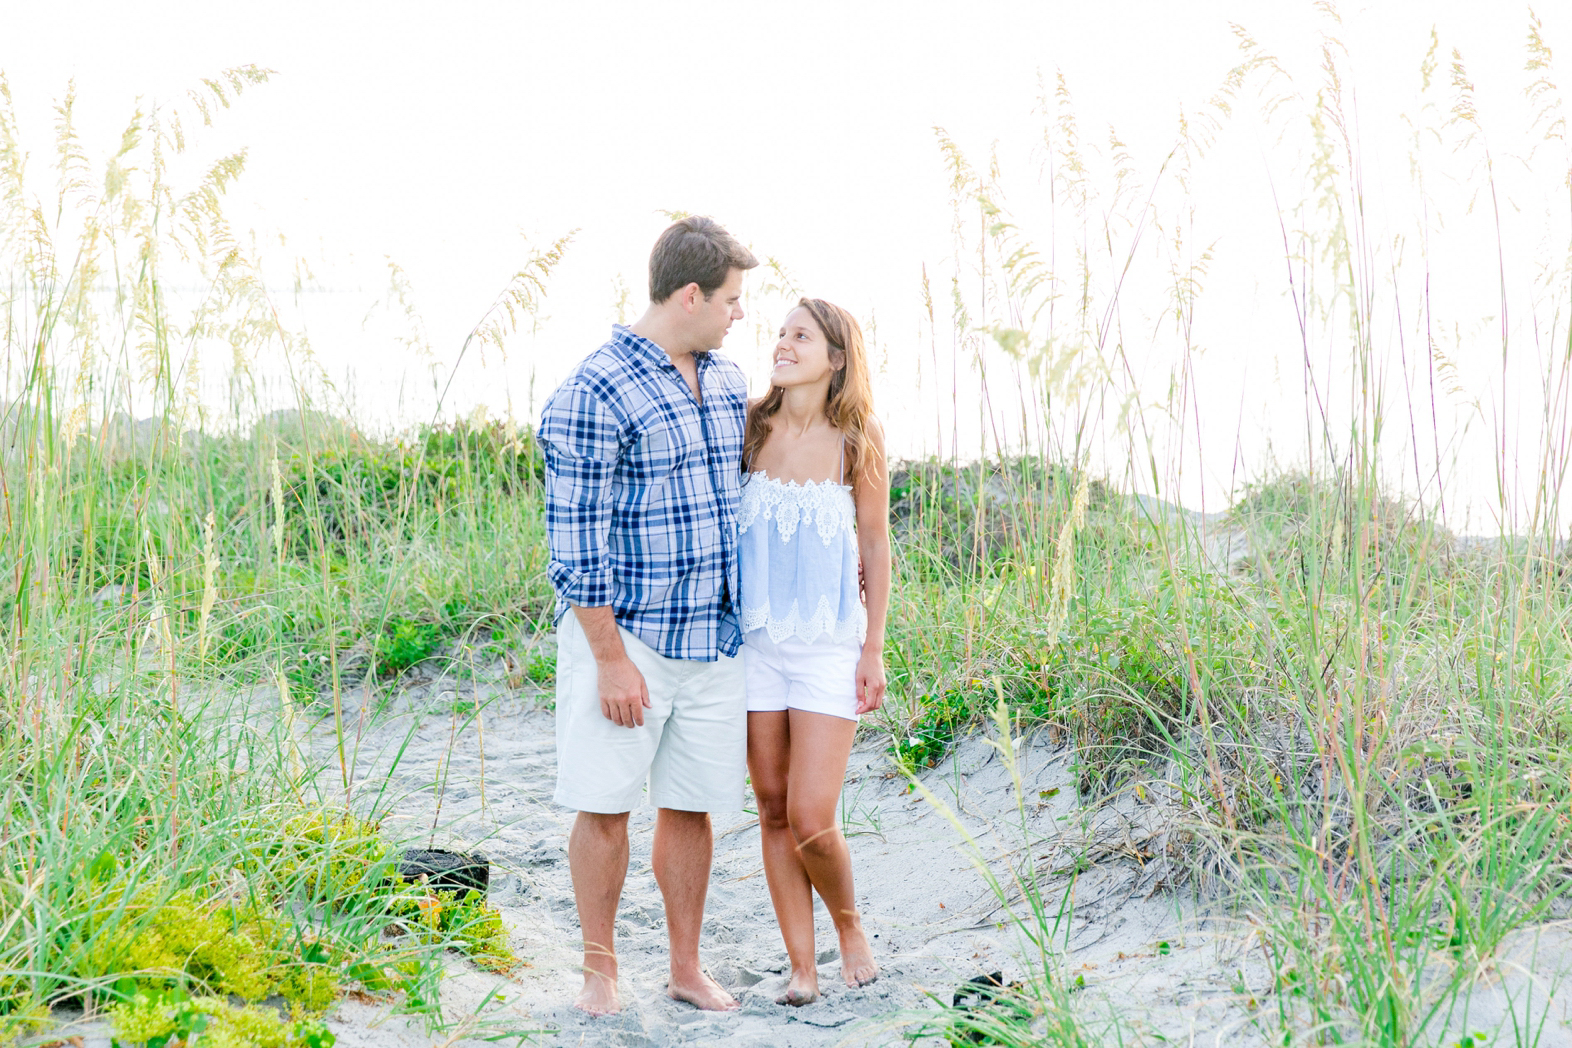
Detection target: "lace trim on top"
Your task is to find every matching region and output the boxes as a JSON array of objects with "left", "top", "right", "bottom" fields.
[
  {"left": 741, "top": 595, "right": 865, "bottom": 644},
  {"left": 737, "top": 473, "right": 855, "bottom": 545}
]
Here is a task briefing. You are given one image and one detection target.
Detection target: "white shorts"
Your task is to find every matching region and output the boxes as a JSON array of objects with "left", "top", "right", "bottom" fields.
[
  {"left": 742, "top": 631, "right": 863, "bottom": 722},
  {"left": 553, "top": 613, "right": 747, "bottom": 814}
]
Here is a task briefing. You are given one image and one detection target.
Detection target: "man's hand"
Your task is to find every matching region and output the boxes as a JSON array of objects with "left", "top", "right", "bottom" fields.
[
  {"left": 599, "top": 655, "right": 652, "bottom": 727},
  {"left": 570, "top": 605, "right": 652, "bottom": 728}
]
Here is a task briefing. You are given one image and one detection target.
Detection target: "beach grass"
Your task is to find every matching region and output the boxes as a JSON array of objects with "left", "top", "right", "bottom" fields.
[
  {"left": 0, "top": 71, "right": 547, "bottom": 1043},
  {"left": 875, "top": 14, "right": 1572, "bottom": 1045}
]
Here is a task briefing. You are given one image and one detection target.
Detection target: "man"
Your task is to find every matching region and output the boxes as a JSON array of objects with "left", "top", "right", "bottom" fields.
[{"left": 538, "top": 216, "right": 758, "bottom": 1016}]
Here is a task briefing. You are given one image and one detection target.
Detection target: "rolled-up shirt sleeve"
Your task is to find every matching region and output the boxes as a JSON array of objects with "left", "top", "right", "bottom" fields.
[{"left": 539, "top": 380, "right": 622, "bottom": 608}]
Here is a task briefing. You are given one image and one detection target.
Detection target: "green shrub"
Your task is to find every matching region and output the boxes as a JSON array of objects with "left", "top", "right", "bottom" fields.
[
  {"left": 890, "top": 458, "right": 1109, "bottom": 579},
  {"left": 275, "top": 445, "right": 460, "bottom": 553},
  {"left": 390, "top": 889, "right": 517, "bottom": 975},
  {"left": 109, "top": 989, "right": 336, "bottom": 1048},
  {"left": 373, "top": 616, "right": 447, "bottom": 676},
  {"left": 525, "top": 652, "right": 556, "bottom": 686},
  {"left": 416, "top": 420, "right": 543, "bottom": 495}
]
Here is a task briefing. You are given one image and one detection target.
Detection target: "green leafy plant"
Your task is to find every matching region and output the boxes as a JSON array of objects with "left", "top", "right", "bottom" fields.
[
  {"left": 374, "top": 616, "right": 447, "bottom": 676},
  {"left": 525, "top": 651, "right": 557, "bottom": 686},
  {"left": 108, "top": 987, "right": 336, "bottom": 1048}
]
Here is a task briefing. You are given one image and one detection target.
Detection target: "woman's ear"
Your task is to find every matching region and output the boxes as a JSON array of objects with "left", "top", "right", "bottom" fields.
[{"left": 829, "top": 347, "right": 847, "bottom": 371}]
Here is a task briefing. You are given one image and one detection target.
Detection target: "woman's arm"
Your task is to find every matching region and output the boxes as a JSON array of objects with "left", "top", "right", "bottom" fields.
[{"left": 853, "top": 417, "right": 892, "bottom": 713}]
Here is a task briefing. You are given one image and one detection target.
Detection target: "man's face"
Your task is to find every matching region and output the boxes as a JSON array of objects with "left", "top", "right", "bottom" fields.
[{"left": 694, "top": 267, "right": 746, "bottom": 351}]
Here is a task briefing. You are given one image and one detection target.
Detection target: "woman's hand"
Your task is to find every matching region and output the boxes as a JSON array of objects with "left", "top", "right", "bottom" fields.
[{"left": 855, "top": 647, "right": 887, "bottom": 714}]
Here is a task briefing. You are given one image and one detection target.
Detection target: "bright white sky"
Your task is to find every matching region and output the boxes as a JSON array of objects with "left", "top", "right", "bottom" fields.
[{"left": 5, "top": 1, "right": 1572, "bottom": 529}]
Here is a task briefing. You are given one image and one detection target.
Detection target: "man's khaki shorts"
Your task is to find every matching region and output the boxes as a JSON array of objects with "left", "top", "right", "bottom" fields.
[{"left": 552, "top": 613, "right": 747, "bottom": 814}]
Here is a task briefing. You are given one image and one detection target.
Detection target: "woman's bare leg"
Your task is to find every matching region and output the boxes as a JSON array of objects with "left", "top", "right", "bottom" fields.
[
  {"left": 785, "top": 709, "right": 879, "bottom": 987},
  {"left": 747, "top": 711, "right": 819, "bottom": 1004}
]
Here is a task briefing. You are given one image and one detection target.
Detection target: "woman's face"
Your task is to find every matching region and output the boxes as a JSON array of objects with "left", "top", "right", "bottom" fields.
[{"left": 771, "top": 307, "right": 841, "bottom": 389}]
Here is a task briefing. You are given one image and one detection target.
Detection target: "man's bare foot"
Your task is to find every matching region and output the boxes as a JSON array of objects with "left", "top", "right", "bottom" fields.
[
  {"left": 839, "top": 926, "right": 880, "bottom": 988},
  {"left": 775, "top": 967, "right": 819, "bottom": 1006},
  {"left": 667, "top": 970, "right": 739, "bottom": 1011},
  {"left": 574, "top": 969, "right": 621, "bottom": 1016}
]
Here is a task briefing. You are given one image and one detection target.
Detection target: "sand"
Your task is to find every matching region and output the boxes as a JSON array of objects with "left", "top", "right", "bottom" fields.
[
  {"left": 295, "top": 652, "right": 1238, "bottom": 1047},
  {"left": 39, "top": 636, "right": 1572, "bottom": 1047}
]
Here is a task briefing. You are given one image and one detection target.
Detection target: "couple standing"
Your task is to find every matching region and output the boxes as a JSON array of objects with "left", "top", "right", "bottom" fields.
[{"left": 538, "top": 216, "right": 891, "bottom": 1015}]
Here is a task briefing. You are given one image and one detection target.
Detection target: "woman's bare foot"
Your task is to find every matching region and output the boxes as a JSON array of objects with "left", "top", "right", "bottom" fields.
[
  {"left": 667, "top": 969, "right": 740, "bottom": 1011},
  {"left": 838, "top": 926, "right": 879, "bottom": 988},
  {"left": 574, "top": 969, "right": 620, "bottom": 1015},
  {"left": 775, "top": 967, "right": 819, "bottom": 1006}
]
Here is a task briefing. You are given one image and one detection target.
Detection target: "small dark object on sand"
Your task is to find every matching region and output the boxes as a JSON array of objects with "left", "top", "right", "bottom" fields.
[
  {"left": 950, "top": 972, "right": 1028, "bottom": 1045},
  {"left": 396, "top": 848, "right": 489, "bottom": 897},
  {"left": 952, "top": 971, "right": 1008, "bottom": 1009}
]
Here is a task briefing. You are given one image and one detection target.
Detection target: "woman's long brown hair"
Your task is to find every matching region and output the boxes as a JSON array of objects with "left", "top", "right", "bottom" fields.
[{"left": 742, "top": 298, "right": 877, "bottom": 489}]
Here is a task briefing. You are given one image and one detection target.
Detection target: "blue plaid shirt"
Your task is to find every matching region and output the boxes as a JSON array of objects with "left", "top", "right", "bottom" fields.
[{"left": 539, "top": 325, "right": 746, "bottom": 661}]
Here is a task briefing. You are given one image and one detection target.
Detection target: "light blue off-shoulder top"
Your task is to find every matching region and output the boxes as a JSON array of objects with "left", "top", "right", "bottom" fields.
[{"left": 737, "top": 469, "right": 866, "bottom": 645}]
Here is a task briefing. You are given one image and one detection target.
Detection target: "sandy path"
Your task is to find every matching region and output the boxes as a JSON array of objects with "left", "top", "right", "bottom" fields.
[{"left": 297, "top": 652, "right": 1251, "bottom": 1047}]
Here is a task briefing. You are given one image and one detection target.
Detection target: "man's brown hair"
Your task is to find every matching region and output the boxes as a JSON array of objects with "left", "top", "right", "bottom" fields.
[{"left": 649, "top": 216, "right": 758, "bottom": 303}]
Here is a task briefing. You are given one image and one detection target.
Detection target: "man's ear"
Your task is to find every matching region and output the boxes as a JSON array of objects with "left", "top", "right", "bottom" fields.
[{"left": 678, "top": 282, "right": 703, "bottom": 314}]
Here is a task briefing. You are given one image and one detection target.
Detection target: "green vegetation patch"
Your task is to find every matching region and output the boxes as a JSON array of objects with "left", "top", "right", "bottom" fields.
[
  {"left": 0, "top": 793, "right": 517, "bottom": 1042},
  {"left": 110, "top": 990, "right": 335, "bottom": 1048}
]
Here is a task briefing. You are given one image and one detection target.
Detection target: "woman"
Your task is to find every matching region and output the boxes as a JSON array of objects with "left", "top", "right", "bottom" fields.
[{"left": 738, "top": 297, "right": 891, "bottom": 1005}]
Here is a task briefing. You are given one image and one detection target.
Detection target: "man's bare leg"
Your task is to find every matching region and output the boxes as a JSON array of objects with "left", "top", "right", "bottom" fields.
[
  {"left": 569, "top": 811, "right": 631, "bottom": 1015},
  {"left": 653, "top": 808, "right": 738, "bottom": 1010}
]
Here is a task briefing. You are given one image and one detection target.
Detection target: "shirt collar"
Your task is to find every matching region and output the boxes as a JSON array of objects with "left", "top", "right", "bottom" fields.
[{"left": 611, "top": 324, "right": 711, "bottom": 372}]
